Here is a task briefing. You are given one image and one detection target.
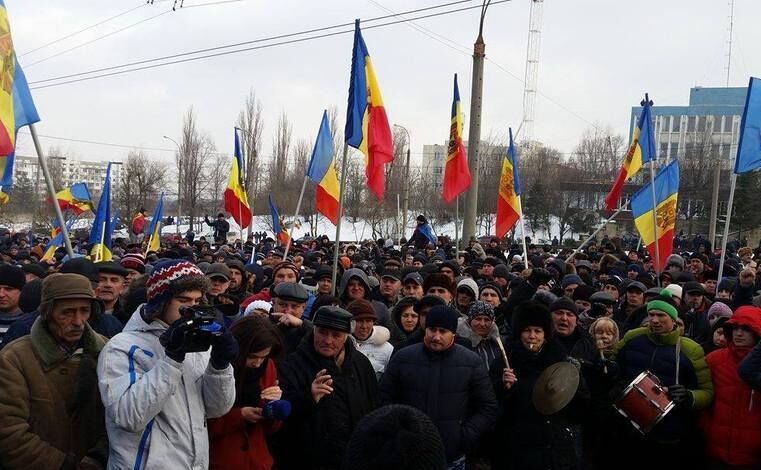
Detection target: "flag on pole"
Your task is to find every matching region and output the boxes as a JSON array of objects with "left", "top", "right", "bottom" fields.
[
  {"left": 306, "top": 110, "right": 340, "bottom": 225},
  {"left": 496, "top": 128, "right": 522, "bottom": 238},
  {"left": 224, "top": 128, "right": 252, "bottom": 228},
  {"left": 0, "top": 60, "right": 40, "bottom": 203},
  {"left": 604, "top": 96, "right": 656, "bottom": 211},
  {"left": 268, "top": 195, "right": 289, "bottom": 245},
  {"left": 89, "top": 163, "right": 113, "bottom": 261},
  {"left": 43, "top": 218, "right": 74, "bottom": 261},
  {"left": 631, "top": 159, "right": 679, "bottom": 273},
  {"left": 51, "top": 182, "right": 94, "bottom": 215},
  {"left": 145, "top": 193, "right": 164, "bottom": 253},
  {"left": 734, "top": 77, "right": 761, "bottom": 174},
  {"left": 442, "top": 73, "right": 471, "bottom": 203},
  {"left": 345, "top": 19, "right": 393, "bottom": 200}
]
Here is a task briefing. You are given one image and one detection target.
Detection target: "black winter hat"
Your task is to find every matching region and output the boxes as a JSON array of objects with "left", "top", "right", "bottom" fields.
[
  {"left": 425, "top": 305, "right": 459, "bottom": 333},
  {"left": 341, "top": 404, "right": 447, "bottom": 470},
  {"left": 19, "top": 278, "right": 43, "bottom": 313},
  {"left": 512, "top": 300, "right": 553, "bottom": 336},
  {"left": 572, "top": 285, "right": 596, "bottom": 303},
  {"left": 0, "top": 264, "right": 25, "bottom": 290},
  {"left": 313, "top": 306, "right": 353, "bottom": 333},
  {"left": 493, "top": 264, "right": 510, "bottom": 280},
  {"left": 550, "top": 296, "right": 578, "bottom": 316}
]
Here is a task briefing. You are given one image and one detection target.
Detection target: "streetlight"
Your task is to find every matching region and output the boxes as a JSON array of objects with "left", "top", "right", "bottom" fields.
[
  {"left": 163, "top": 135, "right": 182, "bottom": 236},
  {"left": 393, "top": 124, "right": 411, "bottom": 244}
]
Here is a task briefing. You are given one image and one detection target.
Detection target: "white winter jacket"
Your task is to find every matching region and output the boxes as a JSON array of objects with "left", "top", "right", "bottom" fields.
[
  {"left": 353, "top": 325, "right": 394, "bottom": 379},
  {"left": 96, "top": 306, "right": 235, "bottom": 470}
]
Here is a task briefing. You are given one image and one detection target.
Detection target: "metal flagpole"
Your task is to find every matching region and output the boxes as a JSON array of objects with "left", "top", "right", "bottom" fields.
[
  {"left": 717, "top": 173, "right": 737, "bottom": 282},
  {"left": 567, "top": 200, "right": 630, "bottom": 261},
  {"left": 396, "top": 194, "right": 401, "bottom": 247},
  {"left": 518, "top": 196, "right": 529, "bottom": 262},
  {"left": 284, "top": 175, "right": 308, "bottom": 260},
  {"left": 331, "top": 143, "right": 350, "bottom": 296},
  {"left": 30, "top": 124, "right": 74, "bottom": 257}
]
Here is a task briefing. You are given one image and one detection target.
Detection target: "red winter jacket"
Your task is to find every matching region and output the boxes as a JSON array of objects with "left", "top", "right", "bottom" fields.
[
  {"left": 208, "top": 360, "right": 282, "bottom": 470},
  {"left": 701, "top": 306, "right": 761, "bottom": 466}
]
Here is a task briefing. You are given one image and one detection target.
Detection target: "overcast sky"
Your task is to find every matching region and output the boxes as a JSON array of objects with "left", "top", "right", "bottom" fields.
[{"left": 8, "top": 0, "right": 761, "bottom": 169}]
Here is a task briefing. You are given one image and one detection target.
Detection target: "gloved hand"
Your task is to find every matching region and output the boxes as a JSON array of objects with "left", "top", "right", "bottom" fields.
[
  {"left": 210, "top": 328, "right": 239, "bottom": 370},
  {"left": 595, "top": 358, "right": 619, "bottom": 379},
  {"left": 529, "top": 268, "right": 553, "bottom": 287},
  {"left": 667, "top": 384, "right": 693, "bottom": 408},
  {"left": 160, "top": 317, "right": 194, "bottom": 363}
]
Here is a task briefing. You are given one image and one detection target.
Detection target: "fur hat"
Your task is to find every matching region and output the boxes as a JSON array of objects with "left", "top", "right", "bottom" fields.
[
  {"left": 145, "top": 260, "right": 208, "bottom": 316},
  {"left": 0, "top": 264, "right": 25, "bottom": 290},
  {"left": 512, "top": 300, "right": 553, "bottom": 336},
  {"left": 422, "top": 273, "right": 455, "bottom": 296}
]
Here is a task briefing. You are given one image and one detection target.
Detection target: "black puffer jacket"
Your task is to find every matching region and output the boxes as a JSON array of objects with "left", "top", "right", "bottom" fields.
[
  {"left": 379, "top": 342, "right": 498, "bottom": 463},
  {"left": 275, "top": 331, "right": 379, "bottom": 470},
  {"left": 556, "top": 326, "right": 598, "bottom": 364},
  {"left": 489, "top": 338, "right": 589, "bottom": 470}
]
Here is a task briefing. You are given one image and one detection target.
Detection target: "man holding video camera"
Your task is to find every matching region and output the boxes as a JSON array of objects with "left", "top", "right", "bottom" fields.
[{"left": 97, "top": 259, "right": 238, "bottom": 470}]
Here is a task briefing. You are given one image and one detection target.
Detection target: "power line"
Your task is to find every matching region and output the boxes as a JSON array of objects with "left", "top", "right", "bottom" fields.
[
  {"left": 29, "top": 0, "right": 493, "bottom": 89},
  {"left": 25, "top": 0, "right": 246, "bottom": 68},
  {"left": 18, "top": 2, "right": 147, "bottom": 57}
]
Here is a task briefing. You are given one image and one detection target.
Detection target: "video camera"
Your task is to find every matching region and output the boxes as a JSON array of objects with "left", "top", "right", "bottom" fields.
[{"left": 159, "top": 305, "right": 224, "bottom": 353}]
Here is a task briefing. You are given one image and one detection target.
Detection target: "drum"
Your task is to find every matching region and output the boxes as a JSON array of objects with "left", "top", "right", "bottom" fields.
[{"left": 613, "top": 371, "right": 675, "bottom": 434}]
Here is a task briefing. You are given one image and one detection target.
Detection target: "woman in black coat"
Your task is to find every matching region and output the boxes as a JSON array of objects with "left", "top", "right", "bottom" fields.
[{"left": 490, "top": 301, "right": 589, "bottom": 470}]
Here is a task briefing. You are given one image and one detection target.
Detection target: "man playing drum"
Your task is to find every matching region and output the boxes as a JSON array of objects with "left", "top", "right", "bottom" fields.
[{"left": 610, "top": 289, "right": 713, "bottom": 469}]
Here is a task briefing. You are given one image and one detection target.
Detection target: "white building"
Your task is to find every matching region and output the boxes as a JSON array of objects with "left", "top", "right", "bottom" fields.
[
  {"left": 12, "top": 155, "right": 122, "bottom": 193},
  {"left": 421, "top": 140, "right": 506, "bottom": 190}
]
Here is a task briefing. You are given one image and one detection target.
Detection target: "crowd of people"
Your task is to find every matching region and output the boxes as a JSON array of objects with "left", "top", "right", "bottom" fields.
[{"left": 1, "top": 215, "right": 761, "bottom": 470}]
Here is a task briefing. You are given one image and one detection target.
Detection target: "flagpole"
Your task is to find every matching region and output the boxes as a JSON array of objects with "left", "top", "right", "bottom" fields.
[
  {"left": 284, "top": 175, "right": 308, "bottom": 260},
  {"left": 396, "top": 194, "right": 401, "bottom": 247},
  {"left": 96, "top": 218, "right": 107, "bottom": 263},
  {"left": 518, "top": 196, "right": 529, "bottom": 263},
  {"left": 332, "top": 143, "right": 350, "bottom": 296},
  {"left": 567, "top": 200, "right": 629, "bottom": 261},
  {"left": 30, "top": 124, "right": 74, "bottom": 257},
  {"left": 717, "top": 173, "right": 737, "bottom": 282}
]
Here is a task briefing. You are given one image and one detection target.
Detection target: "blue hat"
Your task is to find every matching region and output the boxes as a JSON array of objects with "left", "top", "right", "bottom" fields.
[{"left": 561, "top": 274, "right": 584, "bottom": 289}]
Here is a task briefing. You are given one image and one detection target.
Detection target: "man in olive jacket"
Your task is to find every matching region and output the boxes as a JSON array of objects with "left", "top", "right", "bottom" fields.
[{"left": 0, "top": 273, "right": 108, "bottom": 469}]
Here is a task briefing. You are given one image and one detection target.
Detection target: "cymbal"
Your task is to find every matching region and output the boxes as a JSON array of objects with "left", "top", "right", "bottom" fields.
[{"left": 532, "top": 362, "right": 580, "bottom": 415}]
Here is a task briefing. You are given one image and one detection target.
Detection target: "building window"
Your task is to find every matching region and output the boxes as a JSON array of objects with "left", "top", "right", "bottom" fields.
[
  {"left": 659, "top": 142, "right": 668, "bottom": 159},
  {"left": 672, "top": 116, "right": 681, "bottom": 133},
  {"left": 687, "top": 116, "right": 696, "bottom": 132},
  {"left": 697, "top": 116, "right": 706, "bottom": 133},
  {"left": 660, "top": 116, "right": 670, "bottom": 133},
  {"left": 670, "top": 143, "right": 678, "bottom": 158}
]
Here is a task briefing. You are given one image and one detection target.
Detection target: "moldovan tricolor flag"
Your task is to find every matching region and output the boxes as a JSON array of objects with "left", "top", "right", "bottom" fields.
[
  {"left": 495, "top": 128, "right": 522, "bottom": 238},
  {"left": 631, "top": 159, "right": 679, "bottom": 273},
  {"left": 604, "top": 96, "right": 656, "bottom": 211},
  {"left": 442, "top": 73, "right": 470, "bottom": 203},
  {"left": 268, "top": 195, "right": 289, "bottom": 245},
  {"left": 145, "top": 192, "right": 164, "bottom": 253},
  {"left": 306, "top": 110, "right": 340, "bottom": 225},
  {"left": 0, "top": 0, "right": 41, "bottom": 204},
  {"left": 52, "top": 182, "right": 94, "bottom": 215},
  {"left": 89, "top": 163, "right": 113, "bottom": 262},
  {"left": 345, "top": 19, "right": 393, "bottom": 200},
  {"left": 224, "top": 128, "right": 252, "bottom": 228}
]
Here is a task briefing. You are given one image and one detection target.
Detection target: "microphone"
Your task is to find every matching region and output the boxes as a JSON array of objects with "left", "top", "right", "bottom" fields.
[{"left": 262, "top": 399, "right": 292, "bottom": 420}]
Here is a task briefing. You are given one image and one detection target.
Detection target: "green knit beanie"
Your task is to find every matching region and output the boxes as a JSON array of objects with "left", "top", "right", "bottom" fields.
[{"left": 647, "top": 289, "right": 679, "bottom": 320}]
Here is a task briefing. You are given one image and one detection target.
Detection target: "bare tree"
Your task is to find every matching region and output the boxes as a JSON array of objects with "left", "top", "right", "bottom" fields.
[
  {"left": 271, "top": 111, "right": 292, "bottom": 191},
  {"left": 522, "top": 143, "right": 562, "bottom": 240},
  {"left": 205, "top": 152, "right": 229, "bottom": 213},
  {"left": 114, "top": 150, "right": 167, "bottom": 238},
  {"left": 177, "top": 107, "right": 216, "bottom": 230},
  {"left": 236, "top": 89, "right": 264, "bottom": 231},
  {"left": 679, "top": 128, "right": 719, "bottom": 235}
]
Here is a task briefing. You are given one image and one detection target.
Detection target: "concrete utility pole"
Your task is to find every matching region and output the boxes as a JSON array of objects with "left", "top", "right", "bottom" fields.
[{"left": 462, "top": 0, "right": 491, "bottom": 243}]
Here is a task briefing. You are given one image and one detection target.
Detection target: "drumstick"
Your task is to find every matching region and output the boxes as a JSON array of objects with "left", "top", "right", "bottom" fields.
[
  {"left": 674, "top": 337, "right": 681, "bottom": 386},
  {"left": 495, "top": 336, "right": 510, "bottom": 370},
  {"left": 596, "top": 339, "right": 607, "bottom": 374}
]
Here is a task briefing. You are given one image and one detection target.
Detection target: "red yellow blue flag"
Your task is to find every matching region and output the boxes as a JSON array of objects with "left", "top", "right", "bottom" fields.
[
  {"left": 345, "top": 19, "right": 393, "bottom": 200},
  {"left": 145, "top": 192, "right": 164, "bottom": 253},
  {"left": 52, "top": 182, "right": 93, "bottom": 215},
  {"left": 631, "top": 159, "right": 679, "bottom": 273},
  {"left": 307, "top": 110, "right": 340, "bottom": 225},
  {"left": 224, "top": 128, "right": 252, "bottom": 229},
  {"left": 442, "top": 73, "right": 470, "bottom": 204},
  {"left": 605, "top": 95, "right": 656, "bottom": 211},
  {"left": 268, "top": 195, "right": 289, "bottom": 245},
  {"left": 88, "top": 163, "right": 113, "bottom": 262},
  {"left": 496, "top": 128, "right": 522, "bottom": 238}
]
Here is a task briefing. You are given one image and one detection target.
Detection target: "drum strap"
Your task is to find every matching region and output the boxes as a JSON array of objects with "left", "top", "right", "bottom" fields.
[{"left": 674, "top": 338, "right": 681, "bottom": 385}]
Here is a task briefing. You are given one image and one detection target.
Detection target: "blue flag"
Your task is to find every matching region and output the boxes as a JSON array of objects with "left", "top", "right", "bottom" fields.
[
  {"left": 88, "top": 163, "right": 113, "bottom": 261},
  {"left": 734, "top": 77, "right": 761, "bottom": 174}
]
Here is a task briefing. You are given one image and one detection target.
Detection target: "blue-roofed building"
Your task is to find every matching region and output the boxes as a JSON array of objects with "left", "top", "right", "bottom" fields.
[{"left": 629, "top": 86, "right": 747, "bottom": 164}]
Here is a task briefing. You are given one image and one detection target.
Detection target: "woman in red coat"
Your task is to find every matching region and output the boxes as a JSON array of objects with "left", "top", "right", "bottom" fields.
[
  {"left": 701, "top": 305, "right": 761, "bottom": 469},
  {"left": 209, "top": 316, "right": 284, "bottom": 470}
]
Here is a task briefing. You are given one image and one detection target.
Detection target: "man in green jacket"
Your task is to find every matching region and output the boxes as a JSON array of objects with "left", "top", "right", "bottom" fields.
[{"left": 611, "top": 289, "right": 713, "bottom": 468}]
